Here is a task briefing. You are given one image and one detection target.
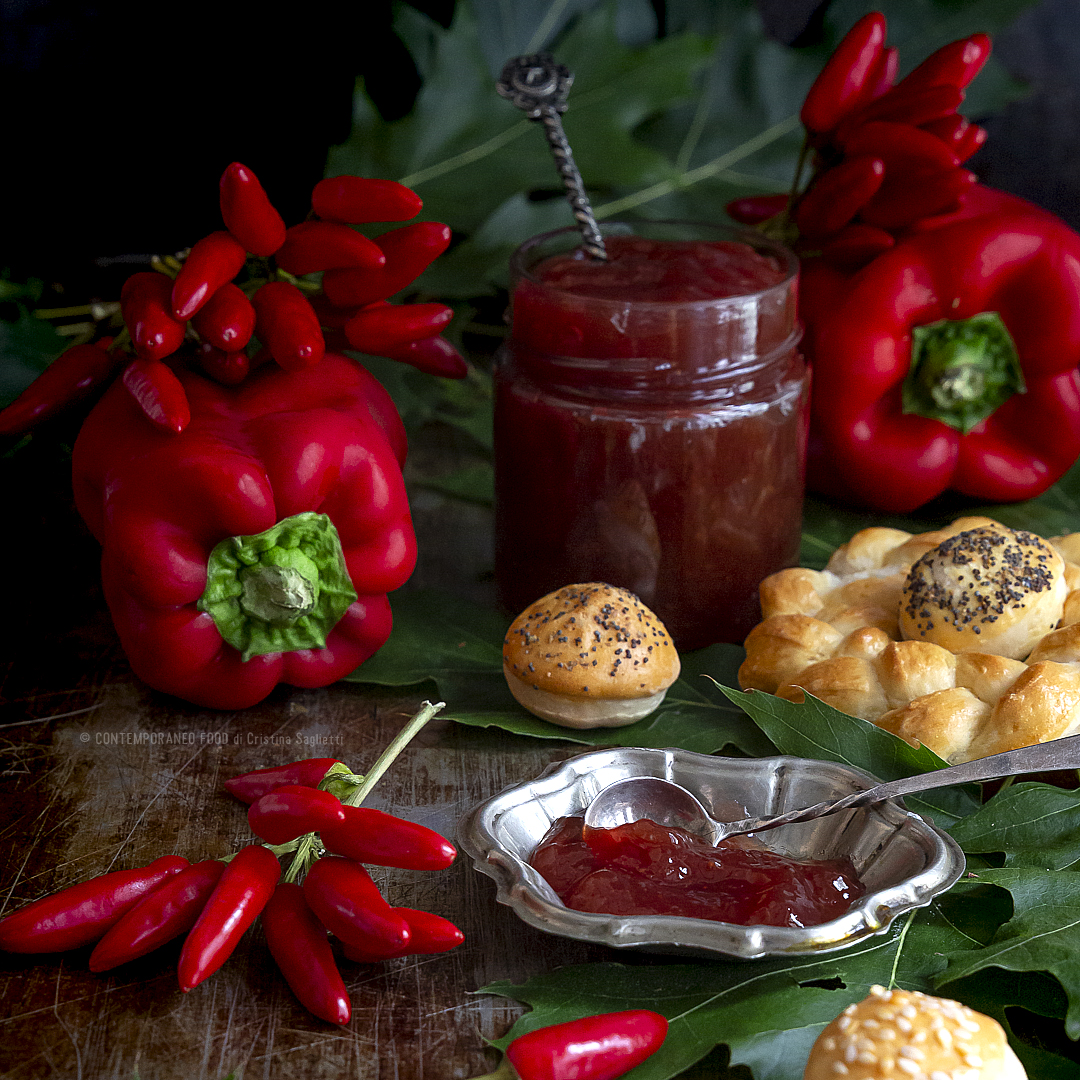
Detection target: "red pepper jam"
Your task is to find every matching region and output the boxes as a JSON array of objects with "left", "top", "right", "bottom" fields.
[
  {"left": 530, "top": 815, "right": 865, "bottom": 928},
  {"left": 494, "top": 225, "right": 806, "bottom": 650}
]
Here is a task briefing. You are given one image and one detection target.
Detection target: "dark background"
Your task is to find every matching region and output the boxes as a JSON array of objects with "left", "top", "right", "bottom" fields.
[{"left": 2, "top": 0, "right": 1079, "bottom": 297}]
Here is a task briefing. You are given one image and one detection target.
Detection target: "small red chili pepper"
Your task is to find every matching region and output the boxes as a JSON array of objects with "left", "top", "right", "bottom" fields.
[
  {"left": 319, "top": 806, "right": 457, "bottom": 871},
  {"left": 261, "top": 883, "right": 351, "bottom": 1025},
  {"left": 321, "top": 221, "right": 452, "bottom": 308},
  {"left": 172, "top": 231, "right": 248, "bottom": 322},
  {"left": 800, "top": 12, "right": 887, "bottom": 134},
  {"left": 121, "top": 357, "right": 191, "bottom": 434},
  {"left": 953, "top": 123, "right": 988, "bottom": 163},
  {"left": 838, "top": 82, "right": 963, "bottom": 137},
  {"left": 724, "top": 193, "right": 789, "bottom": 226},
  {"left": 121, "top": 273, "right": 187, "bottom": 361},
  {"left": 302, "top": 855, "right": 410, "bottom": 951},
  {"left": 343, "top": 302, "right": 454, "bottom": 354},
  {"left": 224, "top": 757, "right": 342, "bottom": 805},
  {"left": 247, "top": 785, "right": 347, "bottom": 845},
  {"left": 339, "top": 907, "right": 463, "bottom": 962},
  {"left": 0, "top": 855, "right": 188, "bottom": 954},
  {"left": 380, "top": 335, "right": 469, "bottom": 378},
  {"left": 219, "top": 162, "right": 287, "bottom": 257},
  {"left": 0, "top": 341, "right": 123, "bottom": 436},
  {"left": 88, "top": 859, "right": 226, "bottom": 971},
  {"left": 795, "top": 155, "right": 885, "bottom": 240},
  {"left": 251, "top": 281, "right": 326, "bottom": 370},
  {"left": 312, "top": 176, "right": 423, "bottom": 225},
  {"left": 863, "top": 44, "right": 898, "bottom": 100},
  {"left": 817, "top": 223, "right": 895, "bottom": 270},
  {"left": 195, "top": 342, "right": 250, "bottom": 386},
  {"left": 838, "top": 120, "right": 959, "bottom": 171},
  {"left": 275, "top": 221, "right": 386, "bottom": 276},
  {"left": 859, "top": 166, "right": 976, "bottom": 230},
  {"left": 895, "top": 33, "right": 991, "bottom": 94},
  {"left": 177, "top": 844, "right": 279, "bottom": 991},
  {"left": 502, "top": 1010, "right": 669, "bottom": 1080},
  {"left": 191, "top": 282, "right": 256, "bottom": 351}
]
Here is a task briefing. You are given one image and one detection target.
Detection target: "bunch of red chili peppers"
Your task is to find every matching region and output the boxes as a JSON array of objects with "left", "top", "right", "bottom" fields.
[
  {"left": 0, "top": 162, "right": 464, "bottom": 439},
  {"left": 730, "top": 12, "right": 1080, "bottom": 512},
  {"left": 0, "top": 724, "right": 462, "bottom": 1026}
]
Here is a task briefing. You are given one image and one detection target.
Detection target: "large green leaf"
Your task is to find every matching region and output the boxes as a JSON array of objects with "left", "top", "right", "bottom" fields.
[
  {"left": 347, "top": 590, "right": 772, "bottom": 755},
  {"left": 949, "top": 783, "right": 1080, "bottom": 870},
  {"left": 940, "top": 867, "right": 1080, "bottom": 1039}
]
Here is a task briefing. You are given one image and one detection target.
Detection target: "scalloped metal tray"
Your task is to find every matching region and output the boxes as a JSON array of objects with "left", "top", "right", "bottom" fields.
[{"left": 458, "top": 747, "right": 965, "bottom": 959}]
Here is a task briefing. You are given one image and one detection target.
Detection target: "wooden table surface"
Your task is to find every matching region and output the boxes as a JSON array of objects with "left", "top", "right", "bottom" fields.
[{"left": 0, "top": 436, "right": 714, "bottom": 1080}]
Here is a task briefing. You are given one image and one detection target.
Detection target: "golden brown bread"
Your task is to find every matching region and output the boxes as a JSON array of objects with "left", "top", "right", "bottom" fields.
[
  {"left": 503, "top": 582, "right": 680, "bottom": 728},
  {"left": 740, "top": 517, "right": 1080, "bottom": 763},
  {"left": 803, "top": 985, "right": 1027, "bottom": 1079}
]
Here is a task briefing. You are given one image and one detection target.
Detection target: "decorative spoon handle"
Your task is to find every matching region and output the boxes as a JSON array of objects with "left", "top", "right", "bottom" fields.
[
  {"left": 730, "top": 732, "right": 1080, "bottom": 838},
  {"left": 497, "top": 53, "right": 606, "bottom": 260}
]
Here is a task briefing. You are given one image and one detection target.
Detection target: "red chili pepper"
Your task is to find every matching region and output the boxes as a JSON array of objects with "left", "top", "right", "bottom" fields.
[
  {"left": 71, "top": 354, "right": 413, "bottom": 709},
  {"left": 804, "top": 193, "right": 1080, "bottom": 510},
  {"left": 219, "top": 162, "right": 287, "bottom": 257},
  {"left": 343, "top": 302, "right": 453, "bottom": 354},
  {"left": 88, "top": 859, "right": 225, "bottom": 971},
  {"left": 795, "top": 155, "right": 885, "bottom": 241},
  {"left": 195, "top": 342, "right": 250, "bottom": 386},
  {"left": 319, "top": 806, "right": 456, "bottom": 871},
  {"left": 312, "top": 176, "right": 423, "bottom": 224},
  {"left": 859, "top": 165, "right": 975, "bottom": 230},
  {"left": 895, "top": 33, "right": 992, "bottom": 94},
  {"left": 302, "top": 855, "right": 410, "bottom": 951},
  {"left": 261, "top": 882, "right": 351, "bottom": 1024},
  {"left": 224, "top": 758, "right": 342, "bottom": 804},
  {"left": 339, "top": 907, "right": 463, "bottom": 962},
  {"left": 248, "top": 785, "right": 347, "bottom": 845},
  {"left": 503, "top": 1010, "right": 668, "bottom": 1080},
  {"left": 953, "top": 123, "right": 988, "bottom": 163},
  {"left": 177, "top": 844, "right": 279, "bottom": 991},
  {"left": 321, "top": 221, "right": 452, "bottom": 308},
  {"left": 121, "top": 273, "right": 187, "bottom": 361},
  {"left": 121, "top": 357, "right": 191, "bottom": 434},
  {"left": 0, "top": 341, "right": 123, "bottom": 436},
  {"left": 275, "top": 221, "right": 385, "bottom": 276},
  {"left": 838, "top": 82, "right": 963, "bottom": 136},
  {"left": 380, "top": 335, "right": 468, "bottom": 378},
  {"left": 838, "top": 120, "right": 959, "bottom": 172},
  {"left": 0, "top": 855, "right": 188, "bottom": 954},
  {"left": 800, "top": 13, "right": 887, "bottom": 134},
  {"left": 251, "top": 281, "right": 326, "bottom": 370},
  {"left": 171, "top": 231, "right": 248, "bottom": 322},
  {"left": 191, "top": 282, "right": 256, "bottom": 351},
  {"left": 817, "top": 223, "right": 895, "bottom": 270},
  {"left": 920, "top": 115, "right": 989, "bottom": 163},
  {"left": 864, "top": 44, "right": 898, "bottom": 100},
  {"left": 724, "top": 193, "right": 789, "bottom": 226}
]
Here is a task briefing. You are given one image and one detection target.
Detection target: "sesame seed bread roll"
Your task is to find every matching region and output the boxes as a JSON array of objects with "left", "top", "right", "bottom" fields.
[
  {"left": 502, "top": 583, "right": 680, "bottom": 728},
  {"left": 899, "top": 523, "right": 1066, "bottom": 660},
  {"left": 803, "top": 985, "right": 1027, "bottom": 1080}
]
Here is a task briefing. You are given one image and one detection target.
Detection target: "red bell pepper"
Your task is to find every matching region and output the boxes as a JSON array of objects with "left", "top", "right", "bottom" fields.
[
  {"left": 804, "top": 189, "right": 1080, "bottom": 510},
  {"left": 70, "top": 352, "right": 415, "bottom": 709}
]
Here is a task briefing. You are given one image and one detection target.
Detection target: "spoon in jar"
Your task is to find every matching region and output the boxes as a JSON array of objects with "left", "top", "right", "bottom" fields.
[{"left": 584, "top": 732, "right": 1080, "bottom": 845}]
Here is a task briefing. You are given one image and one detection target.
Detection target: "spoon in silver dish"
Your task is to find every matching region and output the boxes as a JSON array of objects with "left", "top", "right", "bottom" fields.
[{"left": 583, "top": 732, "right": 1080, "bottom": 845}]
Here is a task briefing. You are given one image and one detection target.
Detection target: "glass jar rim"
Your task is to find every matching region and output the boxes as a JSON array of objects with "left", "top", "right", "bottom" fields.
[{"left": 509, "top": 219, "right": 799, "bottom": 307}]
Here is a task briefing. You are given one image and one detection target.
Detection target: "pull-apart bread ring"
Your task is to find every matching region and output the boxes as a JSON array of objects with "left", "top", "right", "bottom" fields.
[{"left": 739, "top": 517, "right": 1080, "bottom": 763}]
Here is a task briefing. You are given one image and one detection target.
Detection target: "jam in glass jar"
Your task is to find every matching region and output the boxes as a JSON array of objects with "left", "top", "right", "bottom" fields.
[{"left": 494, "top": 221, "right": 806, "bottom": 649}]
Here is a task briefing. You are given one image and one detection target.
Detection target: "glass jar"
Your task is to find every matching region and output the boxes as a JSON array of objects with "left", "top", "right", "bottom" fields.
[{"left": 494, "top": 221, "right": 807, "bottom": 650}]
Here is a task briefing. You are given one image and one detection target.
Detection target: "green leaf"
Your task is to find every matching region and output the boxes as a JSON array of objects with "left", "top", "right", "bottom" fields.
[
  {"left": 949, "top": 783, "right": 1080, "bottom": 870},
  {"left": 348, "top": 590, "right": 771, "bottom": 755},
  {"left": 0, "top": 309, "right": 69, "bottom": 407},
  {"left": 939, "top": 867, "right": 1080, "bottom": 1039},
  {"left": 714, "top": 686, "right": 980, "bottom": 824}
]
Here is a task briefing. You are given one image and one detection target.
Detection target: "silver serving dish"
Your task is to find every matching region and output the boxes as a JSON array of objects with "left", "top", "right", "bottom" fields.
[{"left": 458, "top": 747, "right": 965, "bottom": 959}]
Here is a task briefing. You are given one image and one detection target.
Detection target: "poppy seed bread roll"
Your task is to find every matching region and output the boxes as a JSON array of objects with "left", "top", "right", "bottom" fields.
[
  {"left": 803, "top": 985, "right": 1027, "bottom": 1080},
  {"left": 502, "top": 583, "right": 680, "bottom": 728},
  {"left": 900, "top": 523, "right": 1066, "bottom": 660}
]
